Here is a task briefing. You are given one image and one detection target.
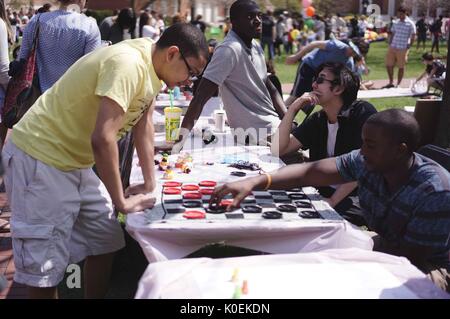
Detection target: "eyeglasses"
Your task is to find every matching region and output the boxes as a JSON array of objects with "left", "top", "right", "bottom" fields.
[
  {"left": 179, "top": 50, "right": 198, "bottom": 81},
  {"left": 313, "top": 76, "right": 339, "bottom": 85}
]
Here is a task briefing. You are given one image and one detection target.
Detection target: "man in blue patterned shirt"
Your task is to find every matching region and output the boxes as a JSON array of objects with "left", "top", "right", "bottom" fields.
[{"left": 211, "top": 109, "right": 450, "bottom": 292}]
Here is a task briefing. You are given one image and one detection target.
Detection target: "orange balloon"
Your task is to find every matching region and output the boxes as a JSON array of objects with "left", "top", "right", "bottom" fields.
[{"left": 306, "top": 6, "right": 315, "bottom": 17}]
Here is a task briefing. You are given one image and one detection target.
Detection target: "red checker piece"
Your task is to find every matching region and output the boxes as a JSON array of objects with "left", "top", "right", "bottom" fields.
[
  {"left": 199, "top": 180, "right": 217, "bottom": 187},
  {"left": 220, "top": 199, "right": 233, "bottom": 207},
  {"left": 163, "top": 181, "right": 182, "bottom": 188},
  {"left": 183, "top": 192, "right": 202, "bottom": 200},
  {"left": 199, "top": 188, "right": 214, "bottom": 195},
  {"left": 182, "top": 184, "right": 200, "bottom": 191},
  {"left": 163, "top": 187, "right": 182, "bottom": 195},
  {"left": 183, "top": 211, "right": 206, "bottom": 219}
]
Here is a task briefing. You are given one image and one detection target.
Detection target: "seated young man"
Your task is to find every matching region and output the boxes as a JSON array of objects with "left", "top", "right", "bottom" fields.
[
  {"left": 271, "top": 62, "right": 377, "bottom": 226},
  {"left": 211, "top": 109, "right": 450, "bottom": 292},
  {"left": 2, "top": 23, "right": 209, "bottom": 299}
]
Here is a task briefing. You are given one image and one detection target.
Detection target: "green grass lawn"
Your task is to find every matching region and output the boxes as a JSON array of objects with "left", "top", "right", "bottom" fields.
[
  {"left": 206, "top": 27, "right": 448, "bottom": 84},
  {"left": 271, "top": 40, "right": 448, "bottom": 84}
]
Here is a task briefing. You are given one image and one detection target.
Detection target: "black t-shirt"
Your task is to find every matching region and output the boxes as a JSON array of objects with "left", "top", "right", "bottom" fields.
[
  {"left": 416, "top": 19, "right": 428, "bottom": 33},
  {"left": 292, "top": 100, "right": 377, "bottom": 162},
  {"left": 191, "top": 20, "right": 206, "bottom": 33},
  {"left": 261, "top": 16, "right": 275, "bottom": 38},
  {"left": 426, "top": 60, "right": 446, "bottom": 77}
]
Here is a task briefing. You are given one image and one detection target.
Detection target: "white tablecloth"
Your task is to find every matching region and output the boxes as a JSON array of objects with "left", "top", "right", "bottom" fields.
[
  {"left": 126, "top": 120, "right": 373, "bottom": 263},
  {"left": 135, "top": 248, "right": 449, "bottom": 299}
]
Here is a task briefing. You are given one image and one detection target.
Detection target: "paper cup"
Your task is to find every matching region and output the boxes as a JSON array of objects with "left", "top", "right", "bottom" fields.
[
  {"left": 214, "top": 110, "right": 226, "bottom": 133},
  {"left": 164, "top": 107, "right": 182, "bottom": 142}
]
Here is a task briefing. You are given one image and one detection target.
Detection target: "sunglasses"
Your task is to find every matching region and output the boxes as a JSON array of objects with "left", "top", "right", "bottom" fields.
[{"left": 313, "top": 76, "right": 339, "bottom": 85}]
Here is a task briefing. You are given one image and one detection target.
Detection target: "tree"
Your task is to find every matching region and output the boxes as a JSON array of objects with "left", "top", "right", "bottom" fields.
[{"left": 313, "top": 0, "right": 335, "bottom": 16}]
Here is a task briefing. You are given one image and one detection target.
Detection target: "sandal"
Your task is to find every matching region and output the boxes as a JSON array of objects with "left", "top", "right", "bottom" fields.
[{"left": 381, "top": 83, "right": 395, "bottom": 89}]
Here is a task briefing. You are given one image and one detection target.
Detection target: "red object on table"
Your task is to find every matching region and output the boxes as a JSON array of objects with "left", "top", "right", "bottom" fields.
[
  {"left": 199, "top": 180, "right": 217, "bottom": 187},
  {"left": 163, "top": 181, "right": 182, "bottom": 188},
  {"left": 199, "top": 188, "right": 214, "bottom": 195},
  {"left": 220, "top": 199, "right": 233, "bottom": 207},
  {"left": 183, "top": 192, "right": 202, "bottom": 199},
  {"left": 183, "top": 210, "right": 206, "bottom": 219},
  {"left": 163, "top": 187, "right": 182, "bottom": 195},
  {"left": 182, "top": 184, "right": 200, "bottom": 191}
]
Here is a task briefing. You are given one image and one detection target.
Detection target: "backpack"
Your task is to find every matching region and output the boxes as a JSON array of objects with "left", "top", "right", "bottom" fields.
[{"left": 1, "top": 16, "right": 41, "bottom": 128}]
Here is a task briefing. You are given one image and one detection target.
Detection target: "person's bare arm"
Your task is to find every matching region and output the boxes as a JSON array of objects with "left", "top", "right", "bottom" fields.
[
  {"left": 171, "top": 78, "right": 219, "bottom": 154},
  {"left": 126, "top": 101, "right": 156, "bottom": 196},
  {"left": 91, "top": 97, "right": 155, "bottom": 214},
  {"left": 265, "top": 77, "right": 287, "bottom": 119},
  {"left": 211, "top": 157, "right": 346, "bottom": 209},
  {"left": 285, "top": 41, "right": 327, "bottom": 65},
  {"left": 271, "top": 93, "right": 318, "bottom": 157},
  {"left": 324, "top": 181, "right": 358, "bottom": 208}
]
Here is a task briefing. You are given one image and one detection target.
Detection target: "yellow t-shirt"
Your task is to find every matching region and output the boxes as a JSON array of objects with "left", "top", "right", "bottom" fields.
[{"left": 12, "top": 38, "right": 162, "bottom": 171}]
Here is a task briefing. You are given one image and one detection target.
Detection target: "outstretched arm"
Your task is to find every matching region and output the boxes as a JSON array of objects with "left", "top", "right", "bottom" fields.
[
  {"left": 211, "top": 157, "right": 346, "bottom": 209},
  {"left": 285, "top": 41, "right": 327, "bottom": 65}
]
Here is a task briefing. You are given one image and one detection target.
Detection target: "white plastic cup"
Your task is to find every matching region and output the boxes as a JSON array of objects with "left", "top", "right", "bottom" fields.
[
  {"left": 164, "top": 107, "right": 182, "bottom": 142},
  {"left": 214, "top": 110, "right": 226, "bottom": 133}
]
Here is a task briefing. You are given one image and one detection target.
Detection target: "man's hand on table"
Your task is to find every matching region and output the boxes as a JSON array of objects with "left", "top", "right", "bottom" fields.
[
  {"left": 210, "top": 177, "right": 263, "bottom": 210},
  {"left": 117, "top": 194, "right": 156, "bottom": 214},
  {"left": 125, "top": 183, "right": 155, "bottom": 197}
]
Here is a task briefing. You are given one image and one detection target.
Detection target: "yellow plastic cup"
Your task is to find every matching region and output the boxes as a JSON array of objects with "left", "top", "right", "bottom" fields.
[{"left": 164, "top": 107, "right": 182, "bottom": 142}]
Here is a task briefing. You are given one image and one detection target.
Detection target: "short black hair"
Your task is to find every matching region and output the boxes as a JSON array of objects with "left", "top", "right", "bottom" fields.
[
  {"left": 156, "top": 23, "right": 209, "bottom": 60},
  {"left": 365, "top": 109, "right": 421, "bottom": 153},
  {"left": 397, "top": 7, "right": 407, "bottom": 14},
  {"left": 316, "top": 62, "right": 360, "bottom": 107},
  {"left": 422, "top": 52, "right": 434, "bottom": 61},
  {"left": 230, "top": 0, "right": 258, "bottom": 23},
  {"left": 117, "top": 8, "right": 136, "bottom": 30}
]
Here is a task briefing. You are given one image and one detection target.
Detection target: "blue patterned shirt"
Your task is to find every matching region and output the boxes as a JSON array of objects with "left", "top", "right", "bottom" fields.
[
  {"left": 336, "top": 150, "right": 450, "bottom": 268},
  {"left": 19, "top": 10, "right": 101, "bottom": 92}
]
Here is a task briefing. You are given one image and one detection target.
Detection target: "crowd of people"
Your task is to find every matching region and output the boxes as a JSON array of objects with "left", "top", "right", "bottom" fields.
[{"left": 0, "top": 0, "right": 448, "bottom": 298}]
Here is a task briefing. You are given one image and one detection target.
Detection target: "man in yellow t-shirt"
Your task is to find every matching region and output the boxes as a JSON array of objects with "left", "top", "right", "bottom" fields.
[{"left": 1, "top": 23, "right": 208, "bottom": 299}]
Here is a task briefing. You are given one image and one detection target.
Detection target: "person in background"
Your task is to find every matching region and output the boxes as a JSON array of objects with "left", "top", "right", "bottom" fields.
[
  {"left": 212, "top": 109, "right": 450, "bottom": 293},
  {"left": 260, "top": 10, "right": 275, "bottom": 61},
  {"left": 191, "top": 14, "right": 206, "bottom": 33},
  {"left": 100, "top": 7, "right": 136, "bottom": 45},
  {"left": 430, "top": 15, "right": 443, "bottom": 54},
  {"left": 414, "top": 52, "right": 446, "bottom": 92},
  {"left": 284, "top": 38, "right": 361, "bottom": 111},
  {"left": 139, "top": 11, "right": 159, "bottom": 40},
  {"left": 383, "top": 7, "right": 415, "bottom": 88},
  {"left": 18, "top": 0, "right": 100, "bottom": 93},
  {"left": 415, "top": 15, "right": 428, "bottom": 51},
  {"left": 0, "top": 0, "right": 11, "bottom": 147}
]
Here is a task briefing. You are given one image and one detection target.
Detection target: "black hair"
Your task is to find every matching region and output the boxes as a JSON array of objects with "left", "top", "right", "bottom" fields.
[
  {"left": 397, "top": 7, "right": 407, "bottom": 14},
  {"left": 230, "top": 0, "right": 258, "bottom": 23},
  {"left": 156, "top": 23, "right": 209, "bottom": 60},
  {"left": 422, "top": 52, "right": 434, "bottom": 61},
  {"left": 117, "top": 8, "right": 136, "bottom": 30},
  {"left": 365, "top": 109, "right": 421, "bottom": 153},
  {"left": 316, "top": 62, "right": 360, "bottom": 107}
]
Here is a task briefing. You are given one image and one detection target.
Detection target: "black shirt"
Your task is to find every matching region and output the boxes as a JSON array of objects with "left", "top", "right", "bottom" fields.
[
  {"left": 292, "top": 100, "right": 377, "bottom": 162},
  {"left": 261, "top": 15, "right": 275, "bottom": 38},
  {"left": 426, "top": 60, "right": 446, "bottom": 77}
]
